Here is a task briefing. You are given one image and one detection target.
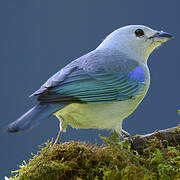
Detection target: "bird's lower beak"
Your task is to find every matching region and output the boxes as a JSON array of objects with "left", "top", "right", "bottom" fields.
[{"left": 149, "top": 31, "right": 173, "bottom": 42}]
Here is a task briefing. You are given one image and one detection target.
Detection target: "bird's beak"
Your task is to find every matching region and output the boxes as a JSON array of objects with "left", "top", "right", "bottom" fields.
[{"left": 149, "top": 31, "right": 173, "bottom": 42}]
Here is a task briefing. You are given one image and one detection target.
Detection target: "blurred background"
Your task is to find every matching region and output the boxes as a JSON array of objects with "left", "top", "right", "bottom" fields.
[{"left": 0, "top": 0, "right": 180, "bottom": 178}]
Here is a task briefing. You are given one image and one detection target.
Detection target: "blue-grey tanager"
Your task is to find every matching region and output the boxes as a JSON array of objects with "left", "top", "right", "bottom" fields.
[{"left": 7, "top": 25, "right": 173, "bottom": 144}]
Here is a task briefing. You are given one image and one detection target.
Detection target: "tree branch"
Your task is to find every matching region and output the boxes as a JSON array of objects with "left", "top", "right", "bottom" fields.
[{"left": 131, "top": 126, "right": 180, "bottom": 152}]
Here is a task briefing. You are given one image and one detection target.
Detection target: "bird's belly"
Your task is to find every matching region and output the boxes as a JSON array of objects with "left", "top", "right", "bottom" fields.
[{"left": 54, "top": 96, "right": 143, "bottom": 132}]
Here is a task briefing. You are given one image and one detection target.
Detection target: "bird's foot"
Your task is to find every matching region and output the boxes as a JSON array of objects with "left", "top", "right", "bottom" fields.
[
  {"left": 53, "top": 140, "right": 61, "bottom": 145},
  {"left": 121, "top": 129, "right": 133, "bottom": 143}
]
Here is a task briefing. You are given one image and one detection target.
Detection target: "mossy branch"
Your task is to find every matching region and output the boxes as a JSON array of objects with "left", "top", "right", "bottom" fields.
[
  {"left": 132, "top": 126, "right": 180, "bottom": 152},
  {"left": 8, "top": 126, "right": 180, "bottom": 180}
]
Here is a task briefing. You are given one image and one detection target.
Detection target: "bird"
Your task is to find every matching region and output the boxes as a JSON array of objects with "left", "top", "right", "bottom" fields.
[{"left": 6, "top": 25, "right": 173, "bottom": 144}]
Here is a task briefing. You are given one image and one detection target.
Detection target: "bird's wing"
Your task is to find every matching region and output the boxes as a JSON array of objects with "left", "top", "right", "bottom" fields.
[{"left": 31, "top": 50, "right": 146, "bottom": 104}]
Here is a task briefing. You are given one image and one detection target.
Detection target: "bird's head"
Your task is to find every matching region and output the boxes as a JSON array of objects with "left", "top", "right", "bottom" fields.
[{"left": 97, "top": 25, "right": 173, "bottom": 62}]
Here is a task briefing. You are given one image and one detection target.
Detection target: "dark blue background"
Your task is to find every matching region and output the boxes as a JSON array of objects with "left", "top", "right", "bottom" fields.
[{"left": 1, "top": 0, "right": 180, "bottom": 178}]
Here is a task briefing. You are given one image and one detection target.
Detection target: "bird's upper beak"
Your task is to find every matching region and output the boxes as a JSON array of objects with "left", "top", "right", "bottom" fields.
[{"left": 149, "top": 31, "right": 173, "bottom": 43}]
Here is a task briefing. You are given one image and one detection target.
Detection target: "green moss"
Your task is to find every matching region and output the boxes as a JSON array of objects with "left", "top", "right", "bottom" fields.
[{"left": 9, "top": 135, "right": 180, "bottom": 180}]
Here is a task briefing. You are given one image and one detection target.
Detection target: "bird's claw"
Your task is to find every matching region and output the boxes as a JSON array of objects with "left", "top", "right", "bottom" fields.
[{"left": 121, "top": 129, "right": 133, "bottom": 143}]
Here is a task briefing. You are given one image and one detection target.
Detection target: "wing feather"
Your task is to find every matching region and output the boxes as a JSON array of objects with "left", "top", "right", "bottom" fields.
[{"left": 30, "top": 50, "right": 146, "bottom": 104}]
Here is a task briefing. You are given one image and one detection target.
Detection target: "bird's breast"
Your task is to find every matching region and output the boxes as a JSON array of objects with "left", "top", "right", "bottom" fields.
[{"left": 54, "top": 93, "right": 147, "bottom": 132}]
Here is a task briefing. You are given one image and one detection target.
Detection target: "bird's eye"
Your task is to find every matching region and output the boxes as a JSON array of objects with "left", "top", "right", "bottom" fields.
[{"left": 135, "top": 29, "right": 144, "bottom": 37}]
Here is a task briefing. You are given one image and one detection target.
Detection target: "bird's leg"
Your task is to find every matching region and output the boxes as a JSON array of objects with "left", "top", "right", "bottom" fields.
[
  {"left": 54, "top": 116, "right": 65, "bottom": 145},
  {"left": 121, "top": 129, "right": 133, "bottom": 142},
  {"left": 54, "top": 127, "right": 63, "bottom": 145}
]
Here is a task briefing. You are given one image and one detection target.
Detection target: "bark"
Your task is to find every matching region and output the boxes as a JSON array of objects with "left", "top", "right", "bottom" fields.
[{"left": 131, "top": 126, "right": 180, "bottom": 152}]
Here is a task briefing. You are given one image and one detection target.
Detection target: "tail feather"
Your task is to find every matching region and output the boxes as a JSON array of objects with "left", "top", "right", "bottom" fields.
[{"left": 6, "top": 104, "right": 65, "bottom": 133}]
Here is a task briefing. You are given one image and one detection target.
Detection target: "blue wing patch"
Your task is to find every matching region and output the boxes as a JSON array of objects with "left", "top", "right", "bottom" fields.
[
  {"left": 116, "top": 66, "right": 145, "bottom": 82},
  {"left": 127, "top": 66, "right": 145, "bottom": 82},
  {"left": 115, "top": 66, "right": 145, "bottom": 100}
]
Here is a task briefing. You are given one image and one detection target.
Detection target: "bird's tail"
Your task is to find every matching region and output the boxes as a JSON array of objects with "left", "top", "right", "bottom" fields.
[{"left": 6, "top": 103, "right": 65, "bottom": 133}]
